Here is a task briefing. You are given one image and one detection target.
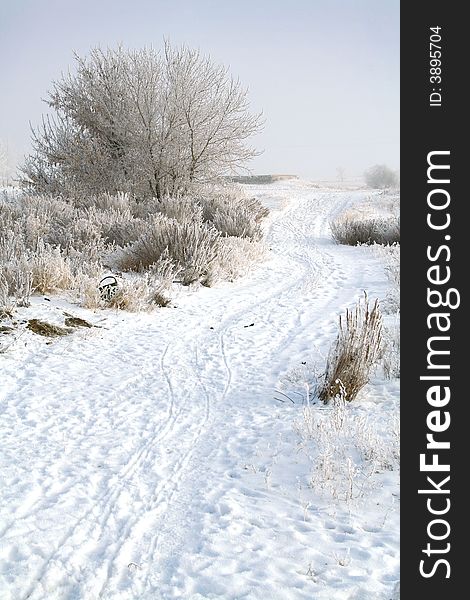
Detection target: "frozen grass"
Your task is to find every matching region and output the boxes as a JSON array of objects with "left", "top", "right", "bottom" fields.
[
  {"left": 331, "top": 216, "right": 400, "bottom": 246},
  {"left": 330, "top": 190, "right": 400, "bottom": 246},
  {"left": 381, "top": 318, "right": 400, "bottom": 379},
  {"left": 0, "top": 185, "right": 268, "bottom": 312},
  {"left": 371, "top": 243, "right": 400, "bottom": 314},
  {"left": 196, "top": 185, "right": 269, "bottom": 240},
  {"left": 214, "top": 236, "right": 268, "bottom": 283},
  {"left": 294, "top": 398, "right": 400, "bottom": 501},
  {"left": 367, "top": 242, "right": 400, "bottom": 379}
]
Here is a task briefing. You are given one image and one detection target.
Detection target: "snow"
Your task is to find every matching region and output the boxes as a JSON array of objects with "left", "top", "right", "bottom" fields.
[{"left": 0, "top": 180, "right": 399, "bottom": 599}]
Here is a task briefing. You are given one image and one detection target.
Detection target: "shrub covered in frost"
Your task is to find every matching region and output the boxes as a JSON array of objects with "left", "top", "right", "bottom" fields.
[
  {"left": 0, "top": 184, "right": 268, "bottom": 311},
  {"left": 118, "top": 214, "right": 221, "bottom": 286},
  {"left": 330, "top": 216, "right": 400, "bottom": 246}
]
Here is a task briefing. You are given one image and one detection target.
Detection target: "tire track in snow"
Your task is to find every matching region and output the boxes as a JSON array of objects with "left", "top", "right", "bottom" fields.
[
  {"left": 133, "top": 331, "right": 235, "bottom": 597},
  {"left": 133, "top": 338, "right": 218, "bottom": 597},
  {"left": 95, "top": 334, "right": 217, "bottom": 598},
  {"left": 21, "top": 342, "right": 187, "bottom": 600}
]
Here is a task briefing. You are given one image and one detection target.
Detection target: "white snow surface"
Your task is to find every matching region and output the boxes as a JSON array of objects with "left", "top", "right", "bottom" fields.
[{"left": 1, "top": 181, "right": 399, "bottom": 599}]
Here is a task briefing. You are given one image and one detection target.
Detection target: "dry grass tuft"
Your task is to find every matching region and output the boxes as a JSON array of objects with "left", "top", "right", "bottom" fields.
[{"left": 319, "top": 293, "right": 383, "bottom": 403}]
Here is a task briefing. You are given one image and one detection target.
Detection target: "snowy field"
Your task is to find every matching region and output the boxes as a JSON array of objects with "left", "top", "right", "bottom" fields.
[{"left": 0, "top": 180, "right": 399, "bottom": 599}]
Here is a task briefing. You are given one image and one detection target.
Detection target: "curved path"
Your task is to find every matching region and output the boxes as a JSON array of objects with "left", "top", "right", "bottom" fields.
[{"left": 0, "top": 181, "right": 399, "bottom": 599}]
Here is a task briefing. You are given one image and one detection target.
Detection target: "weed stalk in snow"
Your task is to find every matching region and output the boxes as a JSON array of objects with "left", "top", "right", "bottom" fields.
[{"left": 319, "top": 293, "right": 383, "bottom": 403}]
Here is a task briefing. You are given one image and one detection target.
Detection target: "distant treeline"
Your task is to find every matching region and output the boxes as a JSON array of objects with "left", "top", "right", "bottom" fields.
[{"left": 224, "top": 175, "right": 298, "bottom": 184}]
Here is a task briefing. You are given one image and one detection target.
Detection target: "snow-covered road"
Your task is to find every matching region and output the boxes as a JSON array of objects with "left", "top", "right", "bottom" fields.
[{"left": 1, "top": 181, "right": 399, "bottom": 599}]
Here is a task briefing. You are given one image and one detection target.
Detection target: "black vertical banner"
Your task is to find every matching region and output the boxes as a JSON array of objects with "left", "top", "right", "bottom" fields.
[{"left": 401, "top": 2, "right": 465, "bottom": 597}]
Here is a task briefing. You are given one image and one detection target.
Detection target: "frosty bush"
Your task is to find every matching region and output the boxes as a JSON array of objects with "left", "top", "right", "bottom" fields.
[
  {"left": 28, "top": 241, "right": 75, "bottom": 293},
  {"left": 197, "top": 186, "right": 269, "bottom": 240},
  {"left": 154, "top": 186, "right": 269, "bottom": 240},
  {"left": 146, "top": 259, "right": 175, "bottom": 307},
  {"left": 364, "top": 164, "right": 399, "bottom": 189},
  {"left": 214, "top": 236, "right": 267, "bottom": 283},
  {"left": 155, "top": 196, "right": 203, "bottom": 224},
  {"left": 1, "top": 192, "right": 146, "bottom": 258},
  {"left": 21, "top": 44, "right": 262, "bottom": 199},
  {"left": 117, "top": 214, "right": 221, "bottom": 286},
  {"left": 95, "top": 207, "right": 147, "bottom": 248},
  {"left": 0, "top": 185, "right": 268, "bottom": 311},
  {"left": 73, "top": 191, "right": 132, "bottom": 212},
  {"left": 319, "top": 294, "right": 383, "bottom": 403},
  {"left": 330, "top": 217, "right": 400, "bottom": 246}
]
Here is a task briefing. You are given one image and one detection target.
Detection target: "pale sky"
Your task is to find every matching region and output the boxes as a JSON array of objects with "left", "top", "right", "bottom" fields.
[{"left": 0, "top": 0, "right": 399, "bottom": 180}]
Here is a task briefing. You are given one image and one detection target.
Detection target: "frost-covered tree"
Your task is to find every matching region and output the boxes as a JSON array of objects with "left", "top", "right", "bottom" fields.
[
  {"left": 364, "top": 164, "right": 398, "bottom": 189},
  {"left": 21, "top": 44, "right": 263, "bottom": 198}
]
